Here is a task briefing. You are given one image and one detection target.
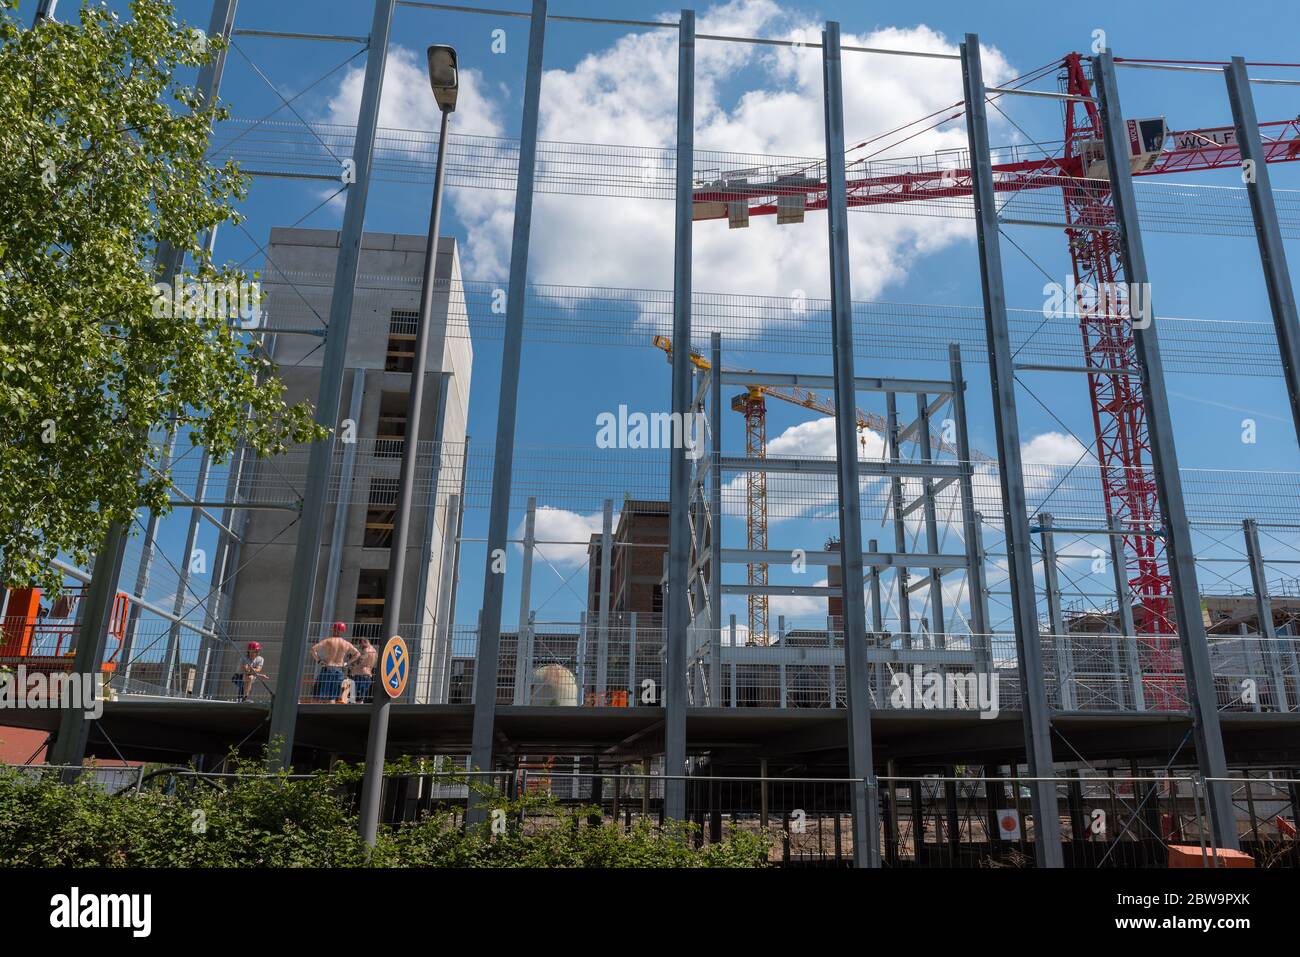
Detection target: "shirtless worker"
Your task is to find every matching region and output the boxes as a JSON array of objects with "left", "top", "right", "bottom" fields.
[
  {"left": 310, "top": 622, "right": 359, "bottom": 702},
  {"left": 350, "top": 637, "right": 378, "bottom": 703}
]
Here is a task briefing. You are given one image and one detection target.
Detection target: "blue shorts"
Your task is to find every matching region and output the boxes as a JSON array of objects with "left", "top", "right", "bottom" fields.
[
  {"left": 312, "top": 666, "right": 345, "bottom": 701},
  {"left": 352, "top": 674, "right": 374, "bottom": 703}
]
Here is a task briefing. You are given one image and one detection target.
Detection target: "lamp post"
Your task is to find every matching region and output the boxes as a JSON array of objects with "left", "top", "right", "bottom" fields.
[{"left": 357, "top": 45, "right": 457, "bottom": 847}]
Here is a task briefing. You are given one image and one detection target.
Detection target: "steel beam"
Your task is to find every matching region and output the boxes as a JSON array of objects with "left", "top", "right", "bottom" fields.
[
  {"left": 822, "top": 21, "right": 879, "bottom": 868},
  {"left": 962, "top": 34, "right": 1062, "bottom": 867},
  {"left": 269, "top": 0, "right": 397, "bottom": 768},
  {"left": 719, "top": 548, "right": 968, "bottom": 569},
  {"left": 469, "top": 0, "right": 547, "bottom": 802},
  {"left": 1225, "top": 57, "right": 1300, "bottom": 451},
  {"left": 663, "top": 8, "right": 695, "bottom": 822},
  {"left": 1110, "top": 514, "right": 1146, "bottom": 711},
  {"left": 717, "top": 371, "right": 952, "bottom": 395},
  {"left": 1094, "top": 49, "right": 1237, "bottom": 849},
  {"left": 716, "top": 456, "right": 963, "bottom": 479}
]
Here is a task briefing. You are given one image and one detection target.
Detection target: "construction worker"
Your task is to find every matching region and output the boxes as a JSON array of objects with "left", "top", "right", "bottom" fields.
[
  {"left": 309, "top": 622, "right": 358, "bottom": 703},
  {"left": 233, "top": 641, "right": 265, "bottom": 702},
  {"left": 350, "top": 637, "right": 377, "bottom": 703}
]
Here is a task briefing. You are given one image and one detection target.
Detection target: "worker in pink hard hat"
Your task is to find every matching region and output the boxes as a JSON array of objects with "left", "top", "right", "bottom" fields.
[{"left": 233, "top": 641, "right": 265, "bottom": 702}]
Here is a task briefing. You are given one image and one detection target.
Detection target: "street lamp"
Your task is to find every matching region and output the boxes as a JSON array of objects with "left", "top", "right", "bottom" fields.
[{"left": 357, "top": 44, "right": 459, "bottom": 848}]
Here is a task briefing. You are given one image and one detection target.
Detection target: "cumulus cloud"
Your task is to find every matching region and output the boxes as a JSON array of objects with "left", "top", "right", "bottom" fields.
[
  {"left": 511, "top": 4, "right": 1013, "bottom": 303},
  {"left": 1020, "top": 431, "right": 1093, "bottom": 468},
  {"left": 315, "top": 0, "right": 1014, "bottom": 303},
  {"left": 513, "top": 505, "right": 615, "bottom": 569},
  {"left": 768, "top": 577, "right": 831, "bottom": 620}
]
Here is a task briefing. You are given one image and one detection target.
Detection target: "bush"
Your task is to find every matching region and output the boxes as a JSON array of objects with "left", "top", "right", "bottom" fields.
[{"left": 0, "top": 759, "right": 771, "bottom": 869}]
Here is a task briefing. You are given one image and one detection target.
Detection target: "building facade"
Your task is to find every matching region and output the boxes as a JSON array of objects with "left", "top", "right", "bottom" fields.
[{"left": 218, "top": 227, "right": 471, "bottom": 702}]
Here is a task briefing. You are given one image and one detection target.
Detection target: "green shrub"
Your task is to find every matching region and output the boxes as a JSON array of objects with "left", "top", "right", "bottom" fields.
[{"left": 0, "top": 759, "right": 771, "bottom": 869}]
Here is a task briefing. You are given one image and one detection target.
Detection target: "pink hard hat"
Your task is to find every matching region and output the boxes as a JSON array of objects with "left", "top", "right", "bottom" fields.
[{"left": 247, "top": 641, "right": 261, "bottom": 651}]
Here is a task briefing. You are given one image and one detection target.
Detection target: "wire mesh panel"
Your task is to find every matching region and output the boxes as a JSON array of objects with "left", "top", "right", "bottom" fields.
[{"left": 210, "top": 119, "right": 1300, "bottom": 240}]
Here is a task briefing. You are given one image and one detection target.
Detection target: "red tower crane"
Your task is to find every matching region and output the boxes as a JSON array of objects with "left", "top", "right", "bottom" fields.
[{"left": 692, "top": 57, "right": 1300, "bottom": 707}]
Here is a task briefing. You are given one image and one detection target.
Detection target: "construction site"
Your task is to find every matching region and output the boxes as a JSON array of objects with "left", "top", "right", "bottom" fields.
[{"left": 5, "top": 0, "right": 1300, "bottom": 869}]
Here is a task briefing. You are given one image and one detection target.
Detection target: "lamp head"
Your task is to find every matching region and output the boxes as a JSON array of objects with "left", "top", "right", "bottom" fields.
[{"left": 427, "top": 45, "right": 459, "bottom": 112}]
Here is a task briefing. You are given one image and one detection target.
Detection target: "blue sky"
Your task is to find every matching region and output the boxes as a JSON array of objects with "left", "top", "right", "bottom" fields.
[{"left": 24, "top": 0, "right": 1300, "bottom": 640}]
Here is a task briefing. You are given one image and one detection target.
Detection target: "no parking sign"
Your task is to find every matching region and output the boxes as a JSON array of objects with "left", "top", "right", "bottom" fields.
[{"left": 381, "top": 636, "right": 409, "bottom": 699}]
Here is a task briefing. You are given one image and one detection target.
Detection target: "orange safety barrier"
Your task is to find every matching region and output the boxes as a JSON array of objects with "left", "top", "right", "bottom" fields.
[
  {"left": 584, "top": 690, "right": 629, "bottom": 707},
  {"left": 1167, "top": 845, "right": 1255, "bottom": 868},
  {"left": 0, "top": 587, "right": 127, "bottom": 672}
]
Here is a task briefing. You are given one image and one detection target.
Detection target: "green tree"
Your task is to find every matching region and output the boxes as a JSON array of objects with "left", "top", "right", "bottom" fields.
[{"left": 0, "top": 0, "right": 323, "bottom": 590}]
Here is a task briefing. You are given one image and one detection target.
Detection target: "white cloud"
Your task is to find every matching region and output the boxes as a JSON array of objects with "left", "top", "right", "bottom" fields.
[
  {"left": 769, "top": 576, "right": 830, "bottom": 620},
  {"left": 323, "top": 45, "right": 505, "bottom": 138},
  {"left": 320, "top": 44, "right": 508, "bottom": 251},
  {"left": 321, "top": 1, "right": 1015, "bottom": 299},
  {"left": 1020, "top": 430, "right": 1093, "bottom": 467},
  {"left": 513, "top": 505, "right": 614, "bottom": 569}
]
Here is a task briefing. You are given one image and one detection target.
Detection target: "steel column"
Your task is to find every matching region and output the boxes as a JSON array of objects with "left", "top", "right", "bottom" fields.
[
  {"left": 1109, "top": 513, "right": 1145, "bottom": 711},
  {"left": 822, "top": 21, "right": 879, "bottom": 868},
  {"left": 949, "top": 346, "right": 991, "bottom": 664},
  {"left": 710, "top": 332, "right": 723, "bottom": 709},
  {"left": 1225, "top": 58, "right": 1300, "bottom": 450},
  {"left": 124, "top": 0, "right": 240, "bottom": 679},
  {"left": 269, "top": 0, "right": 397, "bottom": 768},
  {"left": 512, "top": 497, "right": 537, "bottom": 705},
  {"left": 886, "top": 394, "right": 912, "bottom": 649},
  {"left": 1094, "top": 49, "right": 1238, "bottom": 849},
  {"left": 1243, "top": 519, "right": 1290, "bottom": 712},
  {"left": 628, "top": 611, "right": 637, "bottom": 698},
  {"left": 1039, "top": 513, "right": 1074, "bottom": 710},
  {"left": 868, "top": 537, "right": 884, "bottom": 697},
  {"left": 915, "top": 392, "right": 945, "bottom": 648},
  {"left": 961, "top": 34, "right": 1062, "bottom": 867},
  {"left": 468, "top": 0, "right": 547, "bottom": 797},
  {"left": 596, "top": 499, "right": 613, "bottom": 698},
  {"left": 49, "top": 523, "right": 128, "bottom": 769},
  {"left": 321, "top": 369, "right": 366, "bottom": 629},
  {"left": 410, "top": 370, "right": 453, "bottom": 690},
  {"left": 430, "top": 492, "right": 460, "bottom": 703},
  {"left": 162, "top": 451, "right": 211, "bottom": 690},
  {"left": 664, "top": 8, "right": 695, "bottom": 821}
]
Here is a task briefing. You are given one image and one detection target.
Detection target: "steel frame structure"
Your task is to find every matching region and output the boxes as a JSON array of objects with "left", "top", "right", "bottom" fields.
[{"left": 37, "top": 0, "right": 1300, "bottom": 867}]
